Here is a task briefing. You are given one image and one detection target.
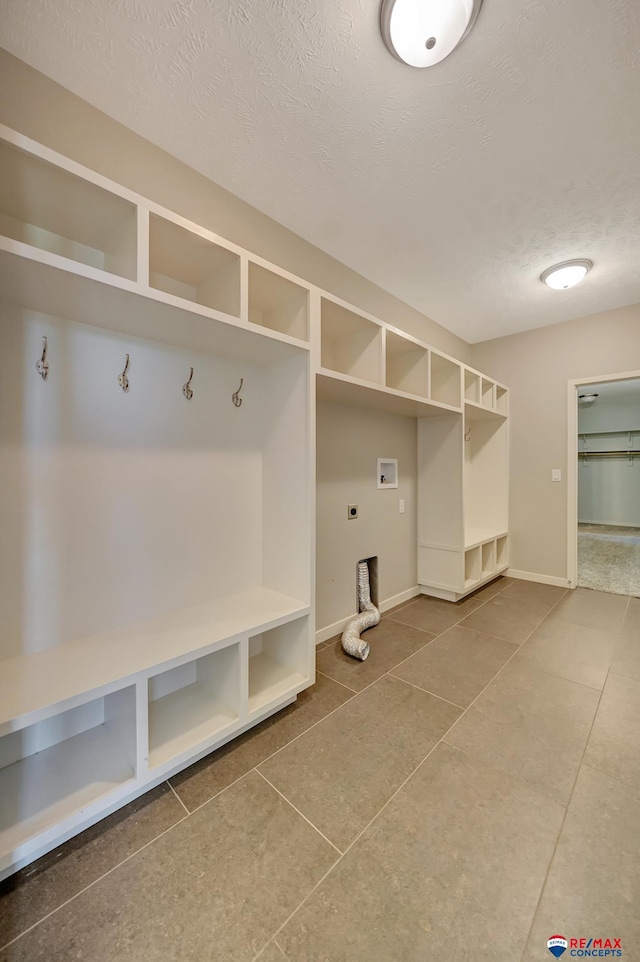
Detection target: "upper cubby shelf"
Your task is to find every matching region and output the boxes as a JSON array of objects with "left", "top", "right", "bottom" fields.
[
  {"left": 385, "top": 331, "right": 429, "bottom": 398},
  {"left": 248, "top": 261, "right": 309, "bottom": 342},
  {"left": 0, "top": 136, "right": 137, "bottom": 281},
  {"left": 148, "top": 214, "right": 241, "bottom": 318},
  {"left": 430, "top": 352, "right": 462, "bottom": 408},
  {"left": 463, "top": 367, "right": 508, "bottom": 420},
  {"left": 320, "top": 298, "right": 383, "bottom": 383}
]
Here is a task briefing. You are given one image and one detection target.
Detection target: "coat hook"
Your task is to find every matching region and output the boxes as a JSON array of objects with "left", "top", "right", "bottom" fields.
[
  {"left": 232, "top": 377, "right": 244, "bottom": 408},
  {"left": 36, "top": 336, "right": 49, "bottom": 380},
  {"left": 183, "top": 366, "right": 194, "bottom": 400},
  {"left": 464, "top": 427, "right": 471, "bottom": 442},
  {"left": 118, "top": 354, "right": 130, "bottom": 393}
]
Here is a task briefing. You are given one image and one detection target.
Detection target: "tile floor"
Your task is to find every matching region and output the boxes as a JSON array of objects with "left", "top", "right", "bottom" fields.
[{"left": 1, "top": 579, "right": 639, "bottom": 961}]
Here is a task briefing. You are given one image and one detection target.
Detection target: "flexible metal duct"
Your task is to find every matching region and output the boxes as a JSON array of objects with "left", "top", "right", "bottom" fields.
[{"left": 341, "top": 560, "right": 380, "bottom": 661}]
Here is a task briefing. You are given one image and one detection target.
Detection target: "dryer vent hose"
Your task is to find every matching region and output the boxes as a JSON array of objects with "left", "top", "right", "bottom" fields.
[{"left": 341, "top": 561, "right": 380, "bottom": 661}]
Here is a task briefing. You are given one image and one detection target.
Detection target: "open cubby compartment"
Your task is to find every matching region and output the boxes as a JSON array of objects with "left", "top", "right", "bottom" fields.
[
  {"left": 149, "top": 214, "right": 240, "bottom": 317},
  {"left": 464, "top": 369, "right": 481, "bottom": 403},
  {"left": 481, "top": 541, "right": 496, "bottom": 577},
  {"left": 320, "top": 298, "right": 383, "bottom": 383},
  {"left": 248, "top": 616, "right": 311, "bottom": 717},
  {"left": 0, "top": 687, "right": 137, "bottom": 866},
  {"left": 481, "top": 377, "right": 496, "bottom": 409},
  {"left": 0, "top": 137, "right": 137, "bottom": 280},
  {"left": 147, "top": 645, "right": 241, "bottom": 771},
  {"left": 430, "top": 352, "right": 462, "bottom": 408},
  {"left": 495, "top": 385, "right": 508, "bottom": 415},
  {"left": 248, "top": 262, "right": 309, "bottom": 341},
  {"left": 385, "top": 331, "right": 429, "bottom": 398},
  {"left": 496, "top": 536, "right": 508, "bottom": 568},
  {"left": 464, "top": 547, "right": 482, "bottom": 588}
]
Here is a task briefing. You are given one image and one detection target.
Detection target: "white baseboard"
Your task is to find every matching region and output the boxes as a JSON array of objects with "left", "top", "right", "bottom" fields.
[
  {"left": 315, "top": 585, "right": 421, "bottom": 645},
  {"left": 506, "top": 568, "right": 571, "bottom": 588}
]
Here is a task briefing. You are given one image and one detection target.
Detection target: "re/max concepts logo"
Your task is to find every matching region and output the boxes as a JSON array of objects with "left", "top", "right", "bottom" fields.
[{"left": 547, "top": 935, "right": 622, "bottom": 957}]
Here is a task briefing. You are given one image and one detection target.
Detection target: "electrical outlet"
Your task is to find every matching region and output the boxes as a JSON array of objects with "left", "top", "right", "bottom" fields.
[
  {"left": 347, "top": 504, "right": 358, "bottom": 520},
  {"left": 399, "top": 499, "right": 405, "bottom": 513}
]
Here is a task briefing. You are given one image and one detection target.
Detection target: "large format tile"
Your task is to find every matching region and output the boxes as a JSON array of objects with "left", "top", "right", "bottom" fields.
[
  {"left": 522, "top": 765, "right": 640, "bottom": 961},
  {"left": 500, "top": 580, "right": 567, "bottom": 609},
  {"left": 170, "top": 674, "right": 354, "bottom": 811},
  {"left": 583, "top": 672, "right": 640, "bottom": 791},
  {"left": 259, "top": 675, "right": 461, "bottom": 851},
  {"left": 610, "top": 623, "right": 640, "bottom": 681},
  {"left": 459, "top": 595, "right": 549, "bottom": 645},
  {"left": 257, "top": 942, "right": 288, "bottom": 961},
  {"left": 623, "top": 596, "right": 640, "bottom": 628},
  {"left": 278, "top": 743, "right": 564, "bottom": 962},
  {"left": 391, "top": 625, "right": 517, "bottom": 708},
  {"left": 0, "top": 772, "right": 337, "bottom": 962},
  {"left": 445, "top": 659, "right": 600, "bottom": 803},
  {"left": 549, "top": 587, "right": 628, "bottom": 632},
  {"left": 516, "top": 617, "right": 617, "bottom": 690},
  {"left": 0, "top": 783, "right": 185, "bottom": 951},
  {"left": 316, "top": 619, "right": 435, "bottom": 692},
  {"left": 387, "top": 578, "right": 510, "bottom": 636}
]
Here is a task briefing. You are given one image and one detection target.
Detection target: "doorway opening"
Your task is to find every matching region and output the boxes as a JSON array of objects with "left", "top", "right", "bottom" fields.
[{"left": 567, "top": 372, "right": 640, "bottom": 596}]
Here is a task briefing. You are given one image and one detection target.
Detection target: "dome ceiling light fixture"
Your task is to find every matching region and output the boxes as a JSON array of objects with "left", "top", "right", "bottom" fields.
[
  {"left": 380, "top": 0, "right": 484, "bottom": 68},
  {"left": 578, "top": 393, "right": 599, "bottom": 405},
  {"left": 540, "top": 259, "right": 593, "bottom": 291}
]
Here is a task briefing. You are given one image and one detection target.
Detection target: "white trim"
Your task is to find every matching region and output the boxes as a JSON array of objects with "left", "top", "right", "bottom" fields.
[
  {"left": 566, "top": 370, "right": 640, "bottom": 589},
  {"left": 506, "top": 568, "right": 570, "bottom": 588},
  {"left": 315, "top": 585, "right": 421, "bottom": 645}
]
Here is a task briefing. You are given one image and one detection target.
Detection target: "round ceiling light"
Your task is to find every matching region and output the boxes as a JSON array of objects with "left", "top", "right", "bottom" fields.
[
  {"left": 540, "top": 259, "right": 593, "bottom": 291},
  {"left": 380, "top": 0, "right": 483, "bottom": 68}
]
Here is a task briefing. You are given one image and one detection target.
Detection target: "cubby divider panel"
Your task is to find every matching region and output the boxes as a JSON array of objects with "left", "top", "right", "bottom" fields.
[
  {"left": 248, "top": 617, "right": 310, "bottom": 716},
  {"left": 481, "top": 541, "right": 496, "bottom": 578},
  {"left": 248, "top": 262, "right": 309, "bottom": 341},
  {"left": 481, "top": 378, "right": 496, "bottom": 409},
  {"left": 0, "top": 138, "right": 137, "bottom": 280},
  {"left": 149, "top": 214, "right": 241, "bottom": 317},
  {"left": 464, "top": 547, "right": 481, "bottom": 588},
  {"left": 0, "top": 687, "right": 137, "bottom": 863},
  {"left": 148, "top": 645, "right": 241, "bottom": 770},
  {"left": 496, "top": 536, "right": 508, "bottom": 568}
]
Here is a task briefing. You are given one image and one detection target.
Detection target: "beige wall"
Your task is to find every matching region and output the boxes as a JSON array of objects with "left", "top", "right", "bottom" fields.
[
  {"left": 316, "top": 401, "right": 417, "bottom": 631},
  {"left": 472, "top": 304, "right": 640, "bottom": 581}
]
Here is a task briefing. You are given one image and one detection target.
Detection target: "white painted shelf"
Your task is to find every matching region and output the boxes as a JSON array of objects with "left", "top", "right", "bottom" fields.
[
  {"left": 0, "top": 722, "right": 136, "bottom": 864},
  {"left": 248, "top": 653, "right": 307, "bottom": 716},
  {"left": 317, "top": 369, "right": 462, "bottom": 419},
  {"left": 0, "top": 588, "right": 308, "bottom": 732},
  {"left": 148, "top": 684, "right": 238, "bottom": 771},
  {"left": 465, "top": 527, "right": 509, "bottom": 549}
]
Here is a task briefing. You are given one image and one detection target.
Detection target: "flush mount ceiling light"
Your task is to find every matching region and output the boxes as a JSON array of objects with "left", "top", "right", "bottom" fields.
[
  {"left": 578, "top": 393, "right": 599, "bottom": 405},
  {"left": 380, "top": 0, "right": 483, "bottom": 68},
  {"left": 540, "top": 259, "right": 593, "bottom": 291}
]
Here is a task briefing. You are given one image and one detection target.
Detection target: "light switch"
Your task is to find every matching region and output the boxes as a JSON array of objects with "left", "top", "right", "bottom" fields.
[
  {"left": 399, "top": 499, "right": 405, "bottom": 513},
  {"left": 552, "top": 469, "right": 562, "bottom": 482}
]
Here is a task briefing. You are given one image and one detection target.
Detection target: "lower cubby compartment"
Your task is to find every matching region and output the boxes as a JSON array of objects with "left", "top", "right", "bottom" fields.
[
  {"left": 148, "top": 645, "right": 241, "bottom": 770},
  {"left": 464, "top": 546, "right": 481, "bottom": 588},
  {"left": 0, "top": 687, "right": 137, "bottom": 865},
  {"left": 482, "top": 541, "right": 496, "bottom": 578},
  {"left": 248, "top": 617, "right": 310, "bottom": 716}
]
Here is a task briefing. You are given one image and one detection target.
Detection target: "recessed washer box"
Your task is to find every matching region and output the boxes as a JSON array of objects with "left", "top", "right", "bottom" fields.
[{"left": 377, "top": 458, "right": 398, "bottom": 489}]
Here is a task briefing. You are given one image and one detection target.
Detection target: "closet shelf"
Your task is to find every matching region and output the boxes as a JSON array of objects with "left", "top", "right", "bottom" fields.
[
  {"left": 317, "top": 369, "right": 462, "bottom": 419},
  {"left": 0, "top": 587, "right": 309, "bottom": 733}
]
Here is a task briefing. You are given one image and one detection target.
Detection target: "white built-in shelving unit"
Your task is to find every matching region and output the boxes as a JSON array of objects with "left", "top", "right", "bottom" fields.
[{"left": 0, "top": 122, "right": 509, "bottom": 879}]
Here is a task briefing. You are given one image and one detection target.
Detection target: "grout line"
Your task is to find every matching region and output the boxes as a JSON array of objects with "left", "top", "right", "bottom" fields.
[
  {"left": 387, "top": 673, "right": 465, "bottom": 711},
  {"left": 256, "top": 770, "right": 343, "bottom": 857},
  {"left": 167, "top": 779, "right": 190, "bottom": 816},
  {"left": 0, "top": 811, "right": 190, "bottom": 954},
  {"left": 256, "top": 579, "right": 556, "bottom": 957},
  {"left": 315, "top": 669, "right": 358, "bottom": 694}
]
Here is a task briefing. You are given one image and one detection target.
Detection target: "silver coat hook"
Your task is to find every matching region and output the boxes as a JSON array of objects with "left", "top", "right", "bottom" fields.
[
  {"left": 464, "top": 427, "right": 471, "bottom": 442},
  {"left": 232, "top": 377, "right": 244, "bottom": 408},
  {"left": 36, "top": 336, "right": 49, "bottom": 380},
  {"left": 118, "top": 354, "right": 130, "bottom": 393},
  {"left": 183, "top": 366, "right": 194, "bottom": 400}
]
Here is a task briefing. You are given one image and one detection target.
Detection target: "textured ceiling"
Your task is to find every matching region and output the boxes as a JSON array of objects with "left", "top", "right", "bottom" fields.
[{"left": 1, "top": 0, "right": 640, "bottom": 342}]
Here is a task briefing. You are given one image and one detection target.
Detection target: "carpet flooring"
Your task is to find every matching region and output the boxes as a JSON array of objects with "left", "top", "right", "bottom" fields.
[{"left": 578, "top": 524, "right": 640, "bottom": 596}]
